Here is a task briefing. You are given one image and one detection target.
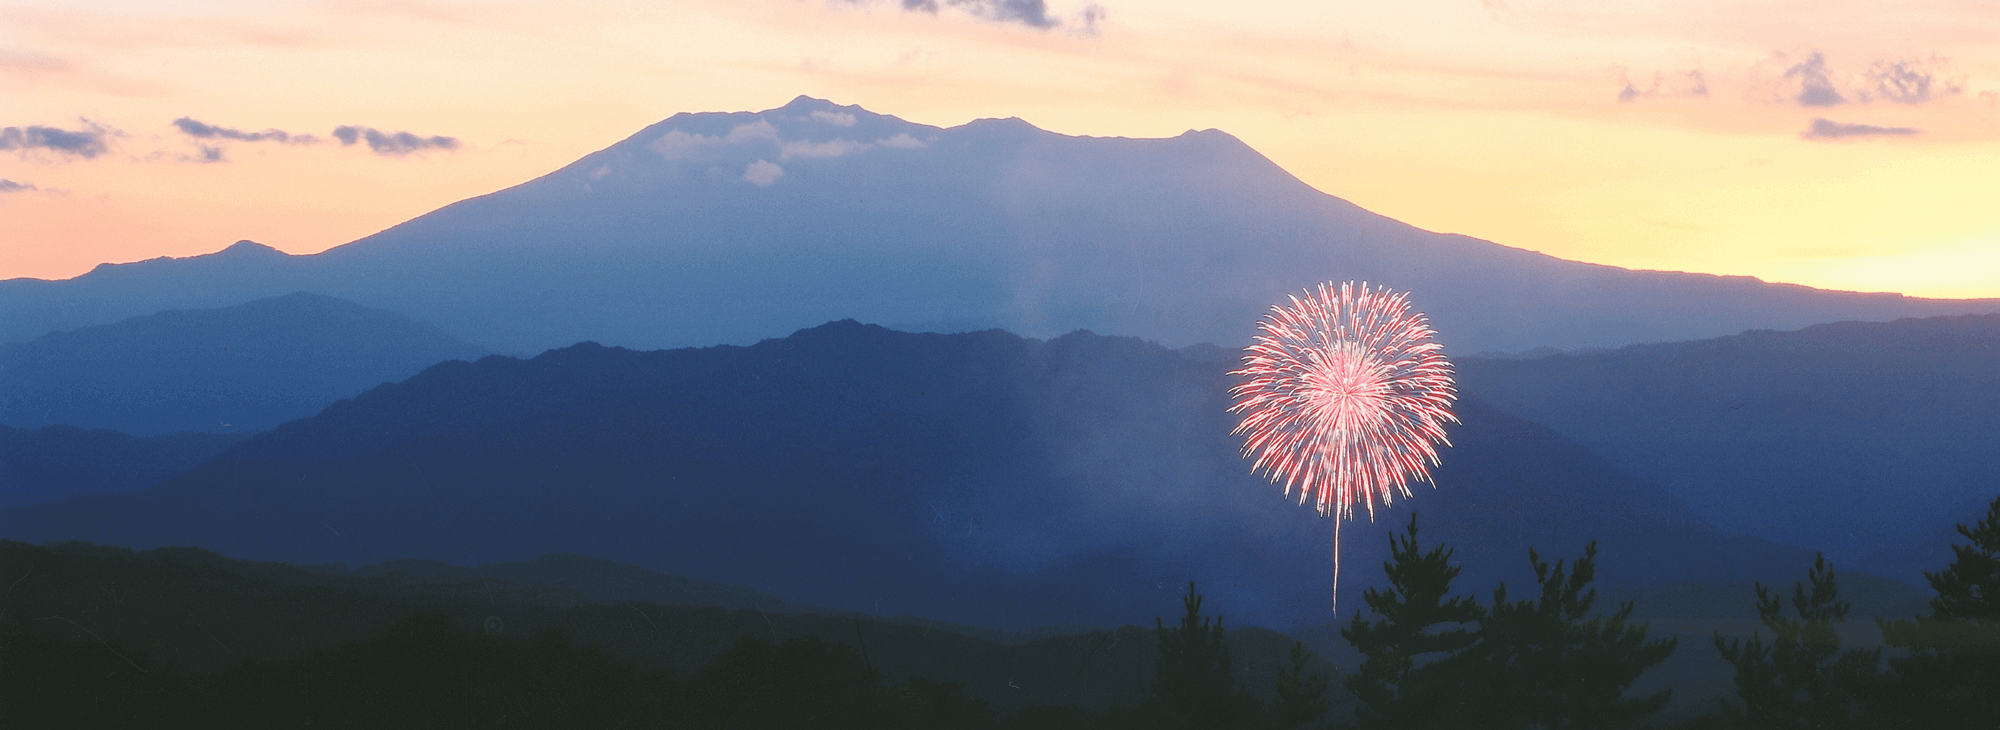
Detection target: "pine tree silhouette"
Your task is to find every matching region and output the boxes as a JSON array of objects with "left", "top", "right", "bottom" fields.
[
  {"left": 1154, "top": 582, "right": 1257, "bottom": 730},
  {"left": 1715, "top": 554, "right": 1880, "bottom": 729},
  {"left": 1271, "top": 640, "right": 1333, "bottom": 729},
  {"left": 1875, "top": 493, "right": 2000, "bottom": 728},
  {"left": 1339, "top": 514, "right": 1484, "bottom": 730},
  {"left": 1476, "top": 541, "right": 1676, "bottom": 730}
]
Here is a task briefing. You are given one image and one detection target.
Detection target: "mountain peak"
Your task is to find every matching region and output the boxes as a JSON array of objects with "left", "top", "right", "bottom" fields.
[
  {"left": 220, "top": 240, "right": 283, "bottom": 257},
  {"left": 778, "top": 95, "right": 842, "bottom": 113}
]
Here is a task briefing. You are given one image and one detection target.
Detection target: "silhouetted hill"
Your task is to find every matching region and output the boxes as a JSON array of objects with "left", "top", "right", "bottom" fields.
[
  {"left": 0, "top": 539, "right": 1349, "bottom": 719},
  {"left": 0, "top": 292, "right": 489, "bottom": 437},
  {"left": 1456, "top": 313, "right": 2000, "bottom": 581},
  {"left": 4, "top": 97, "right": 1993, "bottom": 356},
  {"left": 3, "top": 321, "right": 1833, "bottom": 631},
  {"left": 344, "top": 553, "right": 803, "bottom": 615},
  {"left": 0, "top": 425, "right": 245, "bottom": 508}
]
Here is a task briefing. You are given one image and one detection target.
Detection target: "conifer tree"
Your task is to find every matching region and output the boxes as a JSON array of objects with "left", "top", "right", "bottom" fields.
[
  {"left": 1476, "top": 541, "right": 1676, "bottom": 730},
  {"left": 1154, "top": 582, "right": 1258, "bottom": 730},
  {"left": 1339, "top": 514, "right": 1484, "bottom": 730},
  {"left": 1875, "top": 493, "right": 2000, "bottom": 728},
  {"left": 1271, "top": 641, "right": 1333, "bottom": 729},
  {"left": 1715, "top": 553, "right": 1880, "bottom": 729}
]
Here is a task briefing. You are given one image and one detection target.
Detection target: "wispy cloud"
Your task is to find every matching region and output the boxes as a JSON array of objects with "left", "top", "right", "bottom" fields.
[
  {"left": 0, "top": 122, "right": 111, "bottom": 159},
  {"left": 1074, "top": 3, "right": 1106, "bottom": 37},
  {"left": 1616, "top": 67, "right": 1708, "bottom": 103},
  {"left": 810, "top": 110, "right": 857, "bottom": 127},
  {"left": 652, "top": 121, "right": 780, "bottom": 160},
  {"left": 1800, "top": 117, "right": 1919, "bottom": 140},
  {"left": 0, "top": 48, "right": 172, "bottom": 96},
  {"left": 1862, "top": 59, "right": 1962, "bottom": 105},
  {"left": 780, "top": 138, "right": 871, "bottom": 160},
  {"left": 333, "top": 125, "right": 460, "bottom": 156},
  {"left": 841, "top": 0, "right": 1076, "bottom": 32},
  {"left": 0, "top": 49, "right": 66, "bottom": 72},
  {"left": 0, "top": 178, "right": 42, "bottom": 193},
  {"left": 173, "top": 117, "right": 316, "bottom": 144},
  {"left": 1785, "top": 51, "right": 1845, "bottom": 107}
]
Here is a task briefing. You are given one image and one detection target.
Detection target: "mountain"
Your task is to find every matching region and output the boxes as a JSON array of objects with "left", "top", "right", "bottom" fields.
[
  {"left": 0, "top": 292, "right": 489, "bottom": 436},
  {"left": 4, "top": 97, "right": 1995, "bottom": 356},
  {"left": 343, "top": 552, "right": 802, "bottom": 615},
  {"left": 0, "top": 425, "right": 246, "bottom": 508},
  {"left": 1455, "top": 313, "right": 2000, "bottom": 581},
  {"left": 1, "top": 321, "right": 1831, "bottom": 631}
]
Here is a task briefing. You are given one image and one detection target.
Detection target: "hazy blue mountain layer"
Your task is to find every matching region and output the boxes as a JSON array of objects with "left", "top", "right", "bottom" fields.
[
  {"left": 4, "top": 97, "right": 1994, "bottom": 356},
  {"left": 2, "top": 321, "right": 1830, "bottom": 631},
  {"left": 1456, "top": 313, "right": 2000, "bottom": 581},
  {"left": 0, "top": 292, "right": 488, "bottom": 437},
  {"left": 0, "top": 425, "right": 245, "bottom": 508}
]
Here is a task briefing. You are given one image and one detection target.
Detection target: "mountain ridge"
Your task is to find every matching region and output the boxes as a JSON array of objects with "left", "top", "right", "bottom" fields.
[
  {"left": 1, "top": 320, "right": 1839, "bottom": 632},
  {"left": 0, "top": 292, "right": 490, "bottom": 438},
  {"left": 1455, "top": 311, "right": 2000, "bottom": 580},
  {"left": 3, "top": 96, "right": 1993, "bottom": 356}
]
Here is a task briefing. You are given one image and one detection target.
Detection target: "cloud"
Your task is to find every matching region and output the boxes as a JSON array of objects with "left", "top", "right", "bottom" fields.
[
  {"left": 780, "top": 138, "right": 871, "bottom": 160},
  {"left": 1785, "top": 52, "right": 1845, "bottom": 107},
  {"left": 1866, "top": 61, "right": 1933, "bottom": 104},
  {"left": 1074, "top": 3, "right": 1105, "bottom": 37},
  {"left": 652, "top": 119, "right": 927, "bottom": 165},
  {"left": 1800, "top": 118, "right": 1919, "bottom": 140},
  {"left": 652, "top": 121, "right": 779, "bottom": 160},
  {"left": 0, "top": 179, "right": 41, "bottom": 193},
  {"left": 743, "top": 160, "right": 784, "bottom": 186},
  {"left": 810, "top": 110, "right": 857, "bottom": 127},
  {"left": 950, "top": 0, "right": 1059, "bottom": 29},
  {"left": 0, "top": 122, "right": 110, "bottom": 158},
  {"left": 1616, "top": 67, "right": 1708, "bottom": 103},
  {"left": 173, "top": 117, "right": 315, "bottom": 144},
  {"left": 333, "top": 125, "right": 460, "bottom": 156},
  {"left": 858, "top": 0, "right": 1067, "bottom": 31},
  {"left": 1862, "top": 59, "right": 1962, "bottom": 105}
]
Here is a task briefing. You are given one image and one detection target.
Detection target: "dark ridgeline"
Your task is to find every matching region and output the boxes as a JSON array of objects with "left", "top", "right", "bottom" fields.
[
  {"left": 0, "top": 292, "right": 488, "bottom": 438},
  {"left": 6, "top": 498, "right": 1995, "bottom": 727},
  {"left": 0, "top": 539, "right": 1344, "bottom": 729},
  {"left": 3, "top": 320, "right": 1830, "bottom": 633}
]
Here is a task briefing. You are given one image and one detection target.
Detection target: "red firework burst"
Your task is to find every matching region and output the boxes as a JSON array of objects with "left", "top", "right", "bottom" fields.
[{"left": 1228, "top": 281, "right": 1458, "bottom": 614}]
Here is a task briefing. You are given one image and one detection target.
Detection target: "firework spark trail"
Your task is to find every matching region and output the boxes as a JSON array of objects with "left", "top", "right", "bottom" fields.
[{"left": 1228, "top": 281, "right": 1458, "bottom": 616}]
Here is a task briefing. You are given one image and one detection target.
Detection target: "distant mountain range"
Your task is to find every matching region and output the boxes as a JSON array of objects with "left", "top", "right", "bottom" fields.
[
  {"left": 1, "top": 321, "right": 1836, "bottom": 631},
  {"left": 3, "top": 97, "right": 1994, "bottom": 356},
  {"left": 0, "top": 292, "right": 488, "bottom": 436},
  {"left": 1457, "top": 313, "right": 2000, "bottom": 582},
  {"left": 0, "top": 425, "right": 244, "bottom": 508}
]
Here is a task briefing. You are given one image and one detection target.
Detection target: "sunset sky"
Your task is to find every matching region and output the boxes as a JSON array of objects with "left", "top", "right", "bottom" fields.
[{"left": 4, "top": 0, "right": 1997, "bottom": 298}]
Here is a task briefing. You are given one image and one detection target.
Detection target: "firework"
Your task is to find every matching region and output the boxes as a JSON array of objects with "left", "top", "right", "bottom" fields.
[{"left": 1228, "top": 281, "right": 1458, "bottom": 615}]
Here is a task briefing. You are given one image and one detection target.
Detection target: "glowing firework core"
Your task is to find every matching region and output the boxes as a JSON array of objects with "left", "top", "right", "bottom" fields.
[{"left": 1229, "top": 281, "right": 1458, "bottom": 615}]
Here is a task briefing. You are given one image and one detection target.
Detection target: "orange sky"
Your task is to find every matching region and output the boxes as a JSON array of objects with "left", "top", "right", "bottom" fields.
[{"left": 4, "top": 0, "right": 1998, "bottom": 298}]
